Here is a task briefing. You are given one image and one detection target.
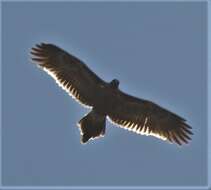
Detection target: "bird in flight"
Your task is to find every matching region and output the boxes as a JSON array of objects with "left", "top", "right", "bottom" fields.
[{"left": 31, "top": 43, "right": 193, "bottom": 145}]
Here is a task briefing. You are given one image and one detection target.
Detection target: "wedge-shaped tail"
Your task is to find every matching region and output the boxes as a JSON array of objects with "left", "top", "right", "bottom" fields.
[{"left": 78, "top": 110, "right": 106, "bottom": 143}]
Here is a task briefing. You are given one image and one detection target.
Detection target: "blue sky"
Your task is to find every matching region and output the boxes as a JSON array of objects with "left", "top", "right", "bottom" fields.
[{"left": 2, "top": 1, "right": 207, "bottom": 186}]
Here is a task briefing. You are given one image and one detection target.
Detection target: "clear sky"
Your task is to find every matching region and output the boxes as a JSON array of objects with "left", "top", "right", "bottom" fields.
[{"left": 2, "top": 1, "right": 207, "bottom": 187}]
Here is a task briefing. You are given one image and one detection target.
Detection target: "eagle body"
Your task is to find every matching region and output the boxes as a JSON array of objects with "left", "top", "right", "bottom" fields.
[
  {"left": 31, "top": 43, "right": 193, "bottom": 145},
  {"left": 90, "top": 80, "right": 119, "bottom": 114}
]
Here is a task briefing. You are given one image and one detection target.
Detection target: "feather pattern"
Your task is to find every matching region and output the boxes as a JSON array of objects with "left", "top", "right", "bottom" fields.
[
  {"left": 31, "top": 43, "right": 106, "bottom": 108},
  {"left": 107, "top": 91, "right": 193, "bottom": 145}
]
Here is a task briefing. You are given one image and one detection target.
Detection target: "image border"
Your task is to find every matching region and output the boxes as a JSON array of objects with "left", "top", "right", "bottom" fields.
[{"left": 0, "top": 0, "right": 210, "bottom": 190}]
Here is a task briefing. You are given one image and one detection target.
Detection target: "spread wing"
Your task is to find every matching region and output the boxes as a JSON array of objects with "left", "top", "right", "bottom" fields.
[
  {"left": 107, "top": 90, "right": 193, "bottom": 145},
  {"left": 31, "top": 43, "right": 106, "bottom": 108}
]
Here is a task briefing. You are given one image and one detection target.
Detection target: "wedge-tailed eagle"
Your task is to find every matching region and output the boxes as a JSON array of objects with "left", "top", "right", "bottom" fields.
[{"left": 30, "top": 43, "right": 193, "bottom": 145}]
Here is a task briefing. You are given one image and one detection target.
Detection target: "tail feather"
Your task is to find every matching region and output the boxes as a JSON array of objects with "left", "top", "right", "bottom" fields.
[{"left": 78, "top": 110, "right": 106, "bottom": 144}]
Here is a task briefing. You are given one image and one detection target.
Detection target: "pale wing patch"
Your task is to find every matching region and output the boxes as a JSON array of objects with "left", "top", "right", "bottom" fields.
[
  {"left": 41, "top": 67, "right": 92, "bottom": 109},
  {"left": 107, "top": 116, "right": 167, "bottom": 141}
]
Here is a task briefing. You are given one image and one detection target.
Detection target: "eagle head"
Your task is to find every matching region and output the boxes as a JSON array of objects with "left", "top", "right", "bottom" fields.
[{"left": 110, "top": 79, "right": 119, "bottom": 89}]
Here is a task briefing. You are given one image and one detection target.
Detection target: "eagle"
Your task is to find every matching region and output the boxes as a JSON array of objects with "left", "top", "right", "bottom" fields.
[{"left": 30, "top": 43, "right": 193, "bottom": 145}]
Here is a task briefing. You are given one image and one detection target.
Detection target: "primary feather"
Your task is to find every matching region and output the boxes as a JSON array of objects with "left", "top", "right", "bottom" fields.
[
  {"left": 107, "top": 92, "right": 192, "bottom": 145},
  {"left": 31, "top": 43, "right": 193, "bottom": 145}
]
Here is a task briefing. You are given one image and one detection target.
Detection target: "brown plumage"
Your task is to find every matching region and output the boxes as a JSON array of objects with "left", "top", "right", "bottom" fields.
[{"left": 30, "top": 43, "right": 193, "bottom": 145}]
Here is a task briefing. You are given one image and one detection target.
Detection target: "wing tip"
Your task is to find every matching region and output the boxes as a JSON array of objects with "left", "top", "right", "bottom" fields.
[
  {"left": 30, "top": 43, "right": 49, "bottom": 64},
  {"left": 170, "top": 120, "right": 193, "bottom": 146}
]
